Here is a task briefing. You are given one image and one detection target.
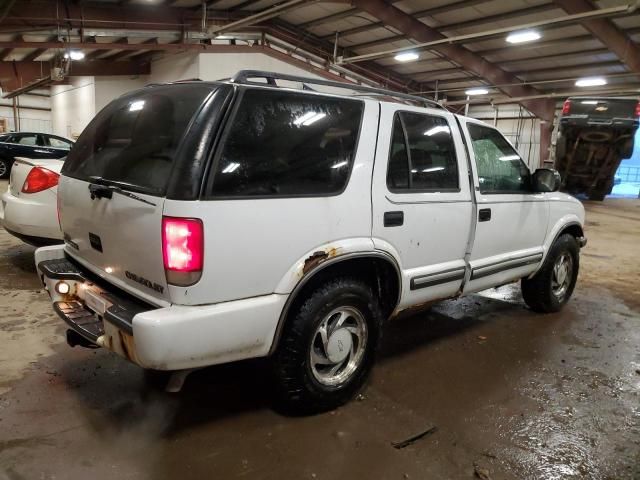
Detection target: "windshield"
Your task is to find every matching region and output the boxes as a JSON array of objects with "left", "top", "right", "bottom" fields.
[{"left": 62, "top": 84, "right": 215, "bottom": 195}]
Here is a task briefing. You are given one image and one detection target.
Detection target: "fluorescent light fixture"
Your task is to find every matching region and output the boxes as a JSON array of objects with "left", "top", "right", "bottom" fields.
[
  {"left": 394, "top": 51, "right": 419, "bottom": 62},
  {"left": 64, "top": 50, "right": 85, "bottom": 61},
  {"left": 506, "top": 30, "right": 541, "bottom": 44},
  {"left": 499, "top": 154, "right": 520, "bottom": 161},
  {"left": 331, "top": 161, "right": 349, "bottom": 169},
  {"left": 294, "top": 112, "right": 326, "bottom": 126},
  {"left": 129, "top": 100, "right": 145, "bottom": 112},
  {"left": 575, "top": 77, "right": 607, "bottom": 87},
  {"left": 424, "top": 126, "right": 450, "bottom": 136},
  {"left": 222, "top": 162, "right": 240, "bottom": 173},
  {"left": 422, "top": 166, "right": 445, "bottom": 173},
  {"left": 465, "top": 88, "right": 489, "bottom": 95},
  {"left": 581, "top": 100, "right": 599, "bottom": 105}
]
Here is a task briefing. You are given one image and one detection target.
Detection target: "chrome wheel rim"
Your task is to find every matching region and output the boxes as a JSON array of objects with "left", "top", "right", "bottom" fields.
[
  {"left": 0, "top": 161, "right": 6, "bottom": 178},
  {"left": 309, "top": 306, "right": 368, "bottom": 387},
  {"left": 551, "top": 252, "right": 573, "bottom": 300}
]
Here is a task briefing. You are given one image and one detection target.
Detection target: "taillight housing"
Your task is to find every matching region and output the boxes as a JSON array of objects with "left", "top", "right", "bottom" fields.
[
  {"left": 162, "top": 216, "right": 204, "bottom": 286},
  {"left": 21, "top": 167, "right": 59, "bottom": 194},
  {"left": 562, "top": 99, "right": 571, "bottom": 115},
  {"left": 635, "top": 101, "right": 640, "bottom": 118}
]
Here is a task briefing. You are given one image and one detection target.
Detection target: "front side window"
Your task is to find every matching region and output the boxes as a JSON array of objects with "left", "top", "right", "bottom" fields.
[
  {"left": 386, "top": 111, "right": 459, "bottom": 192},
  {"left": 468, "top": 123, "right": 531, "bottom": 194},
  {"left": 209, "top": 89, "right": 364, "bottom": 197}
]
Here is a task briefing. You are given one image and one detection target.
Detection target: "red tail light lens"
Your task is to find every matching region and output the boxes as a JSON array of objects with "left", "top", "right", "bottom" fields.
[
  {"left": 635, "top": 101, "right": 640, "bottom": 118},
  {"left": 562, "top": 99, "right": 571, "bottom": 115},
  {"left": 162, "top": 217, "right": 204, "bottom": 286},
  {"left": 21, "top": 167, "right": 59, "bottom": 194}
]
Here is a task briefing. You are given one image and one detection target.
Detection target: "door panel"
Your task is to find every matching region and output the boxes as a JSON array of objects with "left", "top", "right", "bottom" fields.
[
  {"left": 459, "top": 118, "right": 549, "bottom": 293},
  {"left": 372, "top": 104, "right": 473, "bottom": 310}
]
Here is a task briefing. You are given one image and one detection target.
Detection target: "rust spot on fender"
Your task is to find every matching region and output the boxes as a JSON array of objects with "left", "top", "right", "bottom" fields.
[
  {"left": 302, "top": 247, "right": 340, "bottom": 275},
  {"left": 118, "top": 330, "right": 138, "bottom": 363}
]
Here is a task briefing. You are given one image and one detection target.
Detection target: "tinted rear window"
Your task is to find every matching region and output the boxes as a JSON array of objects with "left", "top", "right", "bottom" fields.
[
  {"left": 207, "top": 88, "right": 364, "bottom": 198},
  {"left": 62, "top": 84, "right": 214, "bottom": 194}
]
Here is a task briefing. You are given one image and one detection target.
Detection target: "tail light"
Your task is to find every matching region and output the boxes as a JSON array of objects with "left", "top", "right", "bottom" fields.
[
  {"left": 562, "top": 99, "right": 571, "bottom": 115},
  {"left": 635, "top": 101, "right": 640, "bottom": 118},
  {"left": 21, "top": 167, "right": 59, "bottom": 194},
  {"left": 162, "top": 216, "right": 204, "bottom": 286}
]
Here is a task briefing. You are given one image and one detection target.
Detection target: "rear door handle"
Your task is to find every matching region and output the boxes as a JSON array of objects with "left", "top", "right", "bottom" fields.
[
  {"left": 384, "top": 211, "right": 404, "bottom": 227},
  {"left": 478, "top": 208, "right": 491, "bottom": 222}
]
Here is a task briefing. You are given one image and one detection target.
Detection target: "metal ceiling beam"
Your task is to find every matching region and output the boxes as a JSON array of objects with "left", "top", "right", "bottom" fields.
[
  {"left": 553, "top": 0, "right": 640, "bottom": 73},
  {"left": 418, "top": 72, "right": 640, "bottom": 95},
  {"left": 347, "top": 1, "right": 626, "bottom": 52},
  {"left": 209, "top": 0, "right": 315, "bottom": 35},
  {"left": 297, "top": 0, "right": 404, "bottom": 29},
  {"left": 340, "top": 3, "right": 636, "bottom": 64},
  {"left": 0, "top": 59, "right": 150, "bottom": 93},
  {"left": 21, "top": 48, "right": 48, "bottom": 62},
  {"left": 350, "top": 0, "right": 557, "bottom": 121},
  {"left": 324, "top": 0, "right": 549, "bottom": 41}
]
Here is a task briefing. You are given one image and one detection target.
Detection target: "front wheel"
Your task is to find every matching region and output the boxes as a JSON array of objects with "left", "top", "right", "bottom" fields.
[
  {"left": 522, "top": 234, "right": 580, "bottom": 313},
  {"left": 271, "top": 277, "right": 382, "bottom": 413},
  {"left": 0, "top": 157, "right": 10, "bottom": 179}
]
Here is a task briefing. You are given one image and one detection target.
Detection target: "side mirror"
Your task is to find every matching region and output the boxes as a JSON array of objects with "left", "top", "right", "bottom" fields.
[{"left": 532, "top": 168, "right": 561, "bottom": 192}]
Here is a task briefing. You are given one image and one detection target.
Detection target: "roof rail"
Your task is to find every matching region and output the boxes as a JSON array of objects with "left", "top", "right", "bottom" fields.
[{"left": 229, "top": 70, "right": 445, "bottom": 110}]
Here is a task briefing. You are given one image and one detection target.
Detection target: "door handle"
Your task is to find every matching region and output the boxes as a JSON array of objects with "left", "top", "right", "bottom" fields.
[
  {"left": 384, "top": 211, "right": 404, "bottom": 227},
  {"left": 478, "top": 208, "right": 491, "bottom": 222}
]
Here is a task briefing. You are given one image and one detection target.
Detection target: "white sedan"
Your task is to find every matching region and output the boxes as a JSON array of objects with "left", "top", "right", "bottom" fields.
[{"left": 0, "top": 157, "right": 64, "bottom": 245}]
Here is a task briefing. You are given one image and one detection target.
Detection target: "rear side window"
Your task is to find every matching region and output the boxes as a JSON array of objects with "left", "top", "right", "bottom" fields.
[
  {"left": 62, "top": 84, "right": 214, "bottom": 195},
  {"left": 208, "top": 89, "right": 364, "bottom": 198},
  {"left": 386, "top": 111, "right": 459, "bottom": 192}
]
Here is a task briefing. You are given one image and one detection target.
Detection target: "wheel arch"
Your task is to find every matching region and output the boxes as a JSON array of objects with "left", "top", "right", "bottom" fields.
[
  {"left": 530, "top": 219, "right": 585, "bottom": 277},
  {"left": 269, "top": 251, "right": 402, "bottom": 355}
]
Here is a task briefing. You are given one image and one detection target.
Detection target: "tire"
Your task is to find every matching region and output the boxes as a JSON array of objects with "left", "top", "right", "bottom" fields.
[
  {"left": 555, "top": 134, "right": 567, "bottom": 161},
  {"left": 522, "top": 234, "right": 579, "bottom": 313},
  {"left": 0, "top": 157, "right": 10, "bottom": 179},
  {"left": 272, "top": 277, "right": 382, "bottom": 413},
  {"left": 618, "top": 137, "right": 634, "bottom": 159}
]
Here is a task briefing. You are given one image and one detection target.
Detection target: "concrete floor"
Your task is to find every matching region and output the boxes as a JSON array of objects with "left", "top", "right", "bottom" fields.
[{"left": 1, "top": 179, "right": 639, "bottom": 479}]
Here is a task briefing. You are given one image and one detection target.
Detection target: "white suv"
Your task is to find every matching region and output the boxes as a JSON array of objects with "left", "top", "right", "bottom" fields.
[{"left": 36, "top": 71, "right": 586, "bottom": 412}]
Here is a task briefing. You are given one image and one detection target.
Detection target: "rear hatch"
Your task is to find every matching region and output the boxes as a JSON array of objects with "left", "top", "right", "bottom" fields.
[
  {"left": 59, "top": 83, "right": 221, "bottom": 306},
  {"left": 567, "top": 97, "right": 639, "bottom": 125}
]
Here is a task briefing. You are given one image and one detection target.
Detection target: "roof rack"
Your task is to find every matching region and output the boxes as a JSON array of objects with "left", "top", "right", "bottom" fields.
[{"left": 229, "top": 70, "right": 446, "bottom": 111}]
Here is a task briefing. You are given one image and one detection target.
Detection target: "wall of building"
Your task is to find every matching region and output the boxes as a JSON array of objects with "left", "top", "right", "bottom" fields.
[
  {"left": 50, "top": 76, "right": 96, "bottom": 139},
  {"left": 0, "top": 90, "right": 51, "bottom": 134}
]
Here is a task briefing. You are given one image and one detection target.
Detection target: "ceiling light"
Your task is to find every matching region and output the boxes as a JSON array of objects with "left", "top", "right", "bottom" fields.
[
  {"left": 64, "top": 50, "right": 85, "bottom": 61},
  {"left": 581, "top": 100, "right": 599, "bottom": 105},
  {"left": 506, "top": 30, "right": 541, "bottom": 44},
  {"left": 575, "top": 77, "right": 607, "bottom": 87},
  {"left": 465, "top": 88, "right": 489, "bottom": 95},
  {"left": 394, "top": 52, "right": 419, "bottom": 62}
]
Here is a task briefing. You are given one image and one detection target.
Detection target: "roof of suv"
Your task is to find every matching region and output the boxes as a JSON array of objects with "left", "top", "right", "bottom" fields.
[{"left": 147, "top": 69, "right": 446, "bottom": 112}]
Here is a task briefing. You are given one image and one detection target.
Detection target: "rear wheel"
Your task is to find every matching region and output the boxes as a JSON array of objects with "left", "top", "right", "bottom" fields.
[
  {"left": 0, "top": 157, "right": 10, "bottom": 179},
  {"left": 522, "top": 234, "right": 579, "bottom": 313},
  {"left": 272, "top": 277, "right": 382, "bottom": 413}
]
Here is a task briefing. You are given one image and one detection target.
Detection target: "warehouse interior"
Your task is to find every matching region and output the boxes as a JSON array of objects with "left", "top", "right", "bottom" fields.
[{"left": 0, "top": 0, "right": 638, "bottom": 478}]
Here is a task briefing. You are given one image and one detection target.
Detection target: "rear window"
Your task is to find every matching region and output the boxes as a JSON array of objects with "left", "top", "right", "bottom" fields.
[
  {"left": 207, "top": 88, "right": 364, "bottom": 198},
  {"left": 62, "top": 84, "right": 214, "bottom": 195}
]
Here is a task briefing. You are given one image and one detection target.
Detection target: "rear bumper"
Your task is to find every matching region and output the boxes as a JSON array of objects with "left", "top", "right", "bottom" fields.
[
  {"left": 560, "top": 117, "right": 638, "bottom": 129},
  {"left": 1, "top": 189, "right": 63, "bottom": 242},
  {"left": 35, "top": 245, "right": 285, "bottom": 370}
]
